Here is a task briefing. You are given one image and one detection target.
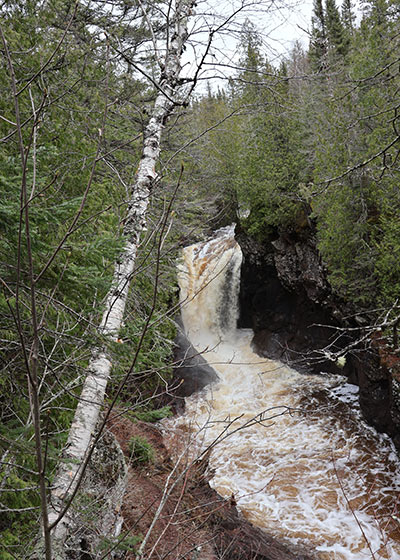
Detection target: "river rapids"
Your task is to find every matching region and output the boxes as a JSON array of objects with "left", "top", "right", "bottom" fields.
[{"left": 162, "top": 226, "right": 400, "bottom": 559}]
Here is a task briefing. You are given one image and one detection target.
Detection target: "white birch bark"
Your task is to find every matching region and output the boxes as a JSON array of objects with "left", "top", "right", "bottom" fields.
[{"left": 46, "top": 0, "right": 195, "bottom": 552}]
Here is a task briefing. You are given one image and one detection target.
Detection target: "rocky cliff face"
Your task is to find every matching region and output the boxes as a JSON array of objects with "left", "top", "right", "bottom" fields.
[
  {"left": 236, "top": 228, "right": 400, "bottom": 450},
  {"left": 236, "top": 230, "right": 354, "bottom": 378}
]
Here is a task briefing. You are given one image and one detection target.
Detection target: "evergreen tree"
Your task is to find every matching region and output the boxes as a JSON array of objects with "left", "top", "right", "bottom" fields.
[
  {"left": 306, "top": 0, "right": 400, "bottom": 308},
  {"left": 309, "top": 0, "right": 328, "bottom": 70},
  {"left": 230, "top": 35, "right": 306, "bottom": 237},
  {"left": 341, "top": 0, "right": 355, "bottom": 29},
  {"left": 341, "top": 0, "right": 355, "bottom": 53},
  {"left": 236, "top": 19, "right": 265, "bottom": 103},
  {"left": 326, "top": 0, "right": 348, "bottom": 55}
]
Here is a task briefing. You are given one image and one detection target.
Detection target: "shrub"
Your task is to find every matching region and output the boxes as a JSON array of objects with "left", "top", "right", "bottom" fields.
[
  {"left": 128, "top": 435, "right": 155, "bottom": 465},
  {"left": 134, "top": 406, "right": 173, "bottom": 423}
]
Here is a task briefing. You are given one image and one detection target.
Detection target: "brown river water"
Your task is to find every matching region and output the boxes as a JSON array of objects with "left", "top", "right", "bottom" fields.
[{"left": 163, "top": 226, "right": 400, "bottom": 559}]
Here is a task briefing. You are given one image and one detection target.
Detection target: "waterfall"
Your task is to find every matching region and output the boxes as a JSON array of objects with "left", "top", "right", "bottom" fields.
[
  {"left": 163, "top": 227, "right": 400, "bottom": 560},
  {"left": 177, "top": 225, "right": 242, "bottom": 343}
]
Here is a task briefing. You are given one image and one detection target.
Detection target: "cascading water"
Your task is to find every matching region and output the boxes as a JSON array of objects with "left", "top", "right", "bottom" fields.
[{"left": 163, "top": 226, "right": 400, "bottom": 559}]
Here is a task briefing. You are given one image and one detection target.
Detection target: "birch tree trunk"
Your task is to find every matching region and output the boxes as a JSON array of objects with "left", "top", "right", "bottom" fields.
[{"left": 44, "top": 1, "right": 195, "bottom": 555}]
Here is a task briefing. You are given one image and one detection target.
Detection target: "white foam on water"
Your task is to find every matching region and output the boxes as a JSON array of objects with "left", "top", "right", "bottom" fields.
[{"left": 163, "top": 229, "right": 400, "bottom": 560}]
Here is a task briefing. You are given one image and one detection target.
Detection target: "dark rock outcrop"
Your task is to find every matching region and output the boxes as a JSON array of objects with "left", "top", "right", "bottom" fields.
[
  {"left": 353, "top": 339, "right": 400, "bottom": 449},
  {"left": 236, "top": 228, "right": 400, "bottom": 450},
  {"left": 237, "top": 230, "right": 355, "bottom": 379},
  {"left": 169, "top": 318, "right": 219, "bottom": 409},
  {"left": 272, "top": 235, "right": 328, "bottom": 304}
]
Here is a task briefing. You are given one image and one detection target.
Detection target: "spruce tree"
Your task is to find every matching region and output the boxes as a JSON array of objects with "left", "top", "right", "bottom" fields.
[
  {"left": 341, "top": 0, "right": 355, "bottom": 53},
  {"left": 309, "top": 0, "right": 328, "bottom": 70},
  {"left": 326, "top": 0, "right": 348, "bottom": 55},
  {"left": 341, "top": 0, "right": 355, "bottom": 29}
]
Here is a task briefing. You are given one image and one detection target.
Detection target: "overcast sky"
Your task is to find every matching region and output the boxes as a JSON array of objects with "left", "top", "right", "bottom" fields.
[
  {"left": 264, "top": 0, "right": 313, "bottom": 56},
  {"left": 183, "top": 0, "right": 314, "bottom": 88}
]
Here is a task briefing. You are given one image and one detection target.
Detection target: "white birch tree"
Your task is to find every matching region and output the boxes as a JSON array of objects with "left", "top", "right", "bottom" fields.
[{"left": 42, "top": 1, "right": 196, "bottom": 557}]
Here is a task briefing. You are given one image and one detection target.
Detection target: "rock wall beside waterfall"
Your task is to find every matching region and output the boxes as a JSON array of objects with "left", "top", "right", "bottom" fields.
[
  {"left": 236, "top": 229, "right": 354, "bottom": 377},
  {"left": 171, "top": 317, "right": 219, "bottom": 404},
  {"left": 236, "top": 228, "right": 400, "bottom": 450}
]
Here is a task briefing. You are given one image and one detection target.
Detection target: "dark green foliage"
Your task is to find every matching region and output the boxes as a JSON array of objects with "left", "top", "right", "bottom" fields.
[
  {"left": 133, "top": 406, "right": 173, "bottom": 423},
  {"left": 309, "top": 0, "right": 351, "bottom": 69},
  {"left": 326, "top": 0, "right": 347, "bottom": 55},
  {"left": 230, "top": 30, "right": 307, "bottom": 238},
  {"left": 341, "top": 0, "right": 355, "bottom": 29},
  {"left": 309, "top": 0, "right": 328, "bottom": 70},
  {"left": 181, "top": 1, "right": 400, "bottom": 330},
  {"left": 128, "top": 435, "right": 155, "bottom": 465},
  {"left": 309, "top": 0, "right": 400, "bottom": 308},
  {"left": 0, "top": 1, "right": 177, "bottom": 556}
]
